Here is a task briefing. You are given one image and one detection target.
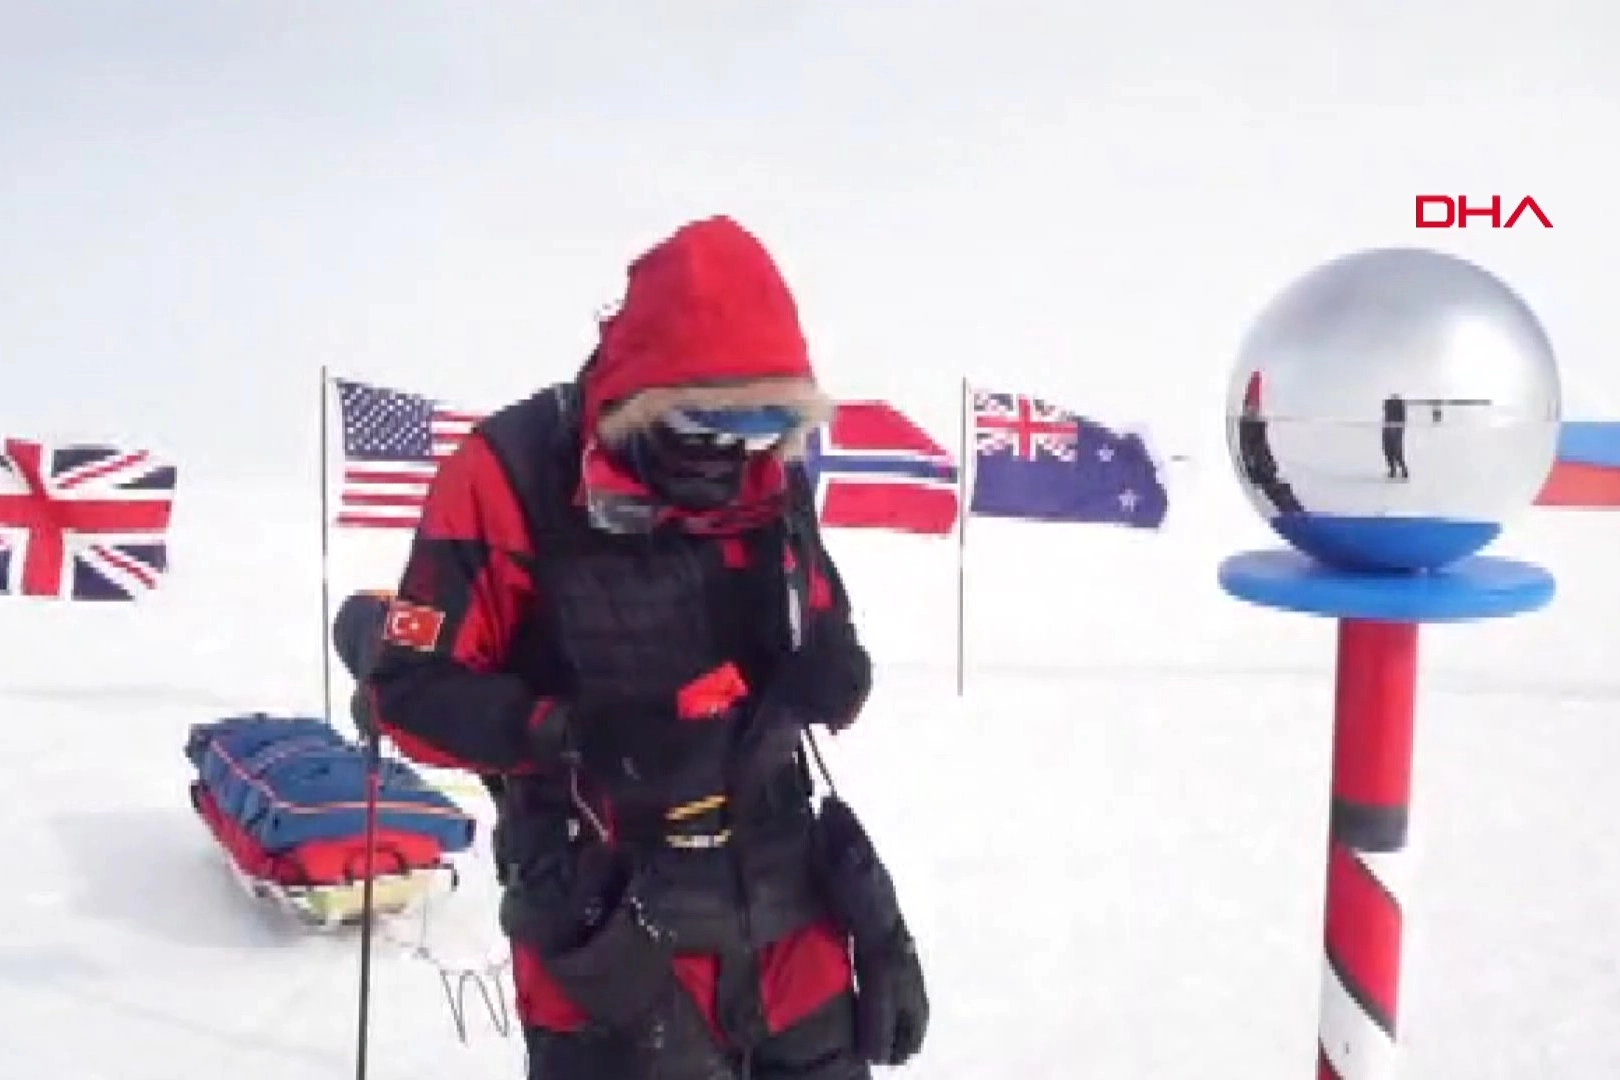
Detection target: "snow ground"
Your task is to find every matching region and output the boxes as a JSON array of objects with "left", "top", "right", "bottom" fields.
[{"left": 1, "top": 482, "right": 1617, "bottom": 1079}]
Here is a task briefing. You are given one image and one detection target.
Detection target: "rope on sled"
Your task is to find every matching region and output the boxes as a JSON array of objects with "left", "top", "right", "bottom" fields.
[
  {"left": 330, "top": 747, "right": 516, "bottom": 1046},
  {"left": 376, "top": 881, "right": 516, "bottom": 1044}
]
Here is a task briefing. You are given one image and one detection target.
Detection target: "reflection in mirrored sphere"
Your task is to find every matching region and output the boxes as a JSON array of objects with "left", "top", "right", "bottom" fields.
[{"left": 1227, "top": 247, "right": 1561, "bottom": 572}]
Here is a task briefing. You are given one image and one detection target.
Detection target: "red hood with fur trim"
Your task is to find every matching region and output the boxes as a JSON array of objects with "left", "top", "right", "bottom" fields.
[{"left": 584, "top": 216, "right": 832, "bottom": 459}]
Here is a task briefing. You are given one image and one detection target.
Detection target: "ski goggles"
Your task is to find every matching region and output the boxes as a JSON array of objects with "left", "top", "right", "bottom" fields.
[{"left": 660, "top": 405, "right": 802, "bottom": 453}]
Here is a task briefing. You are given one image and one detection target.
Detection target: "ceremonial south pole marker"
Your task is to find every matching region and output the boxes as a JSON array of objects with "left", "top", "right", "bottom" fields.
[{"left": 1219, "top": 247, "right": 1561, "bottom": 1079}]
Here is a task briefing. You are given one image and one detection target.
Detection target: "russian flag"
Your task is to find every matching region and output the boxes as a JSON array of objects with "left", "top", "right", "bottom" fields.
[
  {"left": 802, "top": 402, "right": 960, "bottom": 535},
  {"left": 1536, "top": 421, "right": 1620, "bottom": 508}
]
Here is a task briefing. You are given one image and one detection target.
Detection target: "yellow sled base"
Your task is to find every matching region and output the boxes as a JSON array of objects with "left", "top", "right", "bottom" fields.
[{"left": 219, "top": 848, "right": 460, "bottom": 931}]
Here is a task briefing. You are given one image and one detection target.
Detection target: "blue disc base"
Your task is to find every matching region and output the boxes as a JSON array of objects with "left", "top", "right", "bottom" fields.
[
  {"left": 1269, "top": 513, "right": 1499, "bottom": 573},
  {"left": 1219, "top": 549, "right": 1555, "bottom": 622}
]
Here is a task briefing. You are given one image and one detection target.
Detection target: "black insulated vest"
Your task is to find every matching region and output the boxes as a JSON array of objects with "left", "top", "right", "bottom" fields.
[{"left": 480, "top": 384, "right": 825, "bottom": 957}]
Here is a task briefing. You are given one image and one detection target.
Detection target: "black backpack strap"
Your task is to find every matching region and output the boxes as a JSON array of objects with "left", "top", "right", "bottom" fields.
[
  {"left": 780, "top": 463, "right": 821, "bottom": 651},
  {"left": 779, "top": 462, "right": 840, "bottom": 797},
  {"left": 784, "top": 462, "right": 819, "bottom": 531},
  {"left": 476, "top": 380, "right": 584, "bottom": 547},
  {"left": 550, "top": 380, "right": 583, "bottom": 447}
]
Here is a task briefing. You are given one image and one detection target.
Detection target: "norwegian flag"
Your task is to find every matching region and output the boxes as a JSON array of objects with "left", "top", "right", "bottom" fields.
[
  {"left": 0, "top": 439, "right": 177, "bottom": 601},
  {"left": 973, "top": 390, "right": 1079, "bottom": 462},
  {"left": 333, "top": 378, "right": 483, "bottom": 530},
  {"left": 801, "top": 402, "right": 959, "bottom": 535}
]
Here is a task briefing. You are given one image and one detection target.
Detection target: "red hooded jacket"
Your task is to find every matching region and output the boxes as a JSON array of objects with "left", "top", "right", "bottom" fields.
[{"left": 365, "top": 216, "right": 860, "bottom": 1040}]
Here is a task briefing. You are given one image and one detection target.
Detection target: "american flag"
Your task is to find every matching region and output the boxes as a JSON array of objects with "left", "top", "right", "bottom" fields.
[
  {"left": 973, "top": 390, "right": 1079, "bottom": 462},
  {"left": 0, "top": 438, "right": 177, "bottom": 601},
  {"left": 333, "top": 378, "right": 483, "bottom": 529}
]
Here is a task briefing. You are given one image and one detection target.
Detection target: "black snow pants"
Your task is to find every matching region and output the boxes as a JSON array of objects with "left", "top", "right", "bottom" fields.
[{"left": 522, "top": 994, "right": 872, "bottom": 1080}]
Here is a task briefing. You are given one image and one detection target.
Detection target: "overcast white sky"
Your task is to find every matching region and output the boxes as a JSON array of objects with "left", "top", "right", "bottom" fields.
[{"left": 2, "top": 1, "right": 1616, "bottom": 488}]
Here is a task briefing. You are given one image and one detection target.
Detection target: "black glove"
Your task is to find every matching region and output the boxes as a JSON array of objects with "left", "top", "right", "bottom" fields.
[
  {"left": 347, "top": 686, "right": 379, "bottom": 744},
  {"left": 549, "top": 695, "right": 733, "bottom": 814},
  {"left": 768, "top": 622, "right": 871, "bottom": 734},
  {"left": 332, "top": 593, "right": 390, "bottom": 679},
  {"left": 732, "top": 627, "right": 871, "bottom": 789},
  {"left": 853, "top": 924, "right": 929, "bottom": 1067},
  {"left": 526, "top": 697, "right": 577, "bottom": 769}
]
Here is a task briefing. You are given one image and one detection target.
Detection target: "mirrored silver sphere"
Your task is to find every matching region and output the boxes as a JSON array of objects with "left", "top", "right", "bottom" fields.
[{"left": 1227, "top": 247, "right": 1561, "bottom": 572}]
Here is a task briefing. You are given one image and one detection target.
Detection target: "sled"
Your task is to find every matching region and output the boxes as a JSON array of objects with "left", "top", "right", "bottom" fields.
[
  {"left": 217, "top": 839, "right": 459, "bottom": 930},
  {"left": 193, "top": 778, "right": 463, "bottom": 929},
  {"left": 183, "top": 713, "right": 478, "bottom": 931}
]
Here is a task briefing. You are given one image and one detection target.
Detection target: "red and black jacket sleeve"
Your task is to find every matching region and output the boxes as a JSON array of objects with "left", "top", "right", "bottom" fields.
[{"left": 365, "top": 432, "right": 562, "bottom": 774}]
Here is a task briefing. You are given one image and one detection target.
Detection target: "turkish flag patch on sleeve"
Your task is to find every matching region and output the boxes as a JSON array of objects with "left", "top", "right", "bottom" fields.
[{"left": 383, "top": 598, "right": 446, "bottom": 652}]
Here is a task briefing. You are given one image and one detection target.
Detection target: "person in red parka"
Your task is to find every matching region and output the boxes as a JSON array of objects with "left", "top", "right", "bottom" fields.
[{"left": 363, "top": 216, "right": 928, "bottom": 1079}]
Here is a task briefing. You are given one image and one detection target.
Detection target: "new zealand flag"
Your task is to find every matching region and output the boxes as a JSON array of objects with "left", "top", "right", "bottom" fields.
[{"left": 969, "top": 389, "right": 1167, "bottom": 528}]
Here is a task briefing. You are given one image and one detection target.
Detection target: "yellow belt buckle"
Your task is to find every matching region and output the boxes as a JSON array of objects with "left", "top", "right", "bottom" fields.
[{"left": 664, "top": 793, "right": 730, "bottom": 849}]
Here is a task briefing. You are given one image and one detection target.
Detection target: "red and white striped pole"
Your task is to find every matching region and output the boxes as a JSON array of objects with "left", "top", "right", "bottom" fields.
[
  {"left": 1316, "top": 618, "right": 1416, "bottom": 1080},
  {"left": 1219, "top": 242, "right": 1561, "bottom": 1078}
]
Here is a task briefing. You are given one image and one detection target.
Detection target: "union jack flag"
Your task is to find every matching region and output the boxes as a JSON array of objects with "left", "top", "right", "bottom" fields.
[
  {"left": 333, "top": 378, "right": 483, "bottom": 530},
  {"left": 0, "top": 439, "right": 177, "bottom": 601},
  {"left": 973, "top": 391, "right": 1079, "bottom": 461}
]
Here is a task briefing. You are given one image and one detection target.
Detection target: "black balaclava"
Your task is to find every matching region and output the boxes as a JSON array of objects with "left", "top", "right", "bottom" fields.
[{"left": 624, "top": 420, "right": 752, "bottom": 510}]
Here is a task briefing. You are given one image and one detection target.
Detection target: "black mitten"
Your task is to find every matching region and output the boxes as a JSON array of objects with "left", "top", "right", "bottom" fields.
[
  {"left": 766, "top": 622, "right": 871, "bottom": 733},
  {"left": 347, "top": 686, "right": 379, "bottom": 744},
  {"left": 733, "top": 628, "right": 871, "bottom": 790},
  {"left": 853, "top": 925, "right": 929, "bottom": 1067},
  {"left": 810, "top": 796, "right": 930, "bottom": 1066},
  {"left": 332, "top": 592, "right": 389, "bottom": 680},
  {"left": 334, "top": 592, "right": 389, "bottom": 744},
  {"left": 537, "top": 870, "right": 734, "bottom": 1078},
  {"left": 561, "top": 695, "right": 731, "bottom": 808},
  {"left": 541, "top": 881, "right": 674, "bottom": 1024}
]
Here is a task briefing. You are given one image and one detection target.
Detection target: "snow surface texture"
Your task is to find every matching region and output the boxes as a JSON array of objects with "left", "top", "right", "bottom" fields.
[{"left": 1, "top": 478, "right": 1617, "bottom": 1080}]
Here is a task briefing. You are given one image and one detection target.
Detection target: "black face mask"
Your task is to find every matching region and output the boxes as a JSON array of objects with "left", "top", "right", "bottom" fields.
[{"left": 625, "top": 422, "right": 752, "bottom": 510}]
